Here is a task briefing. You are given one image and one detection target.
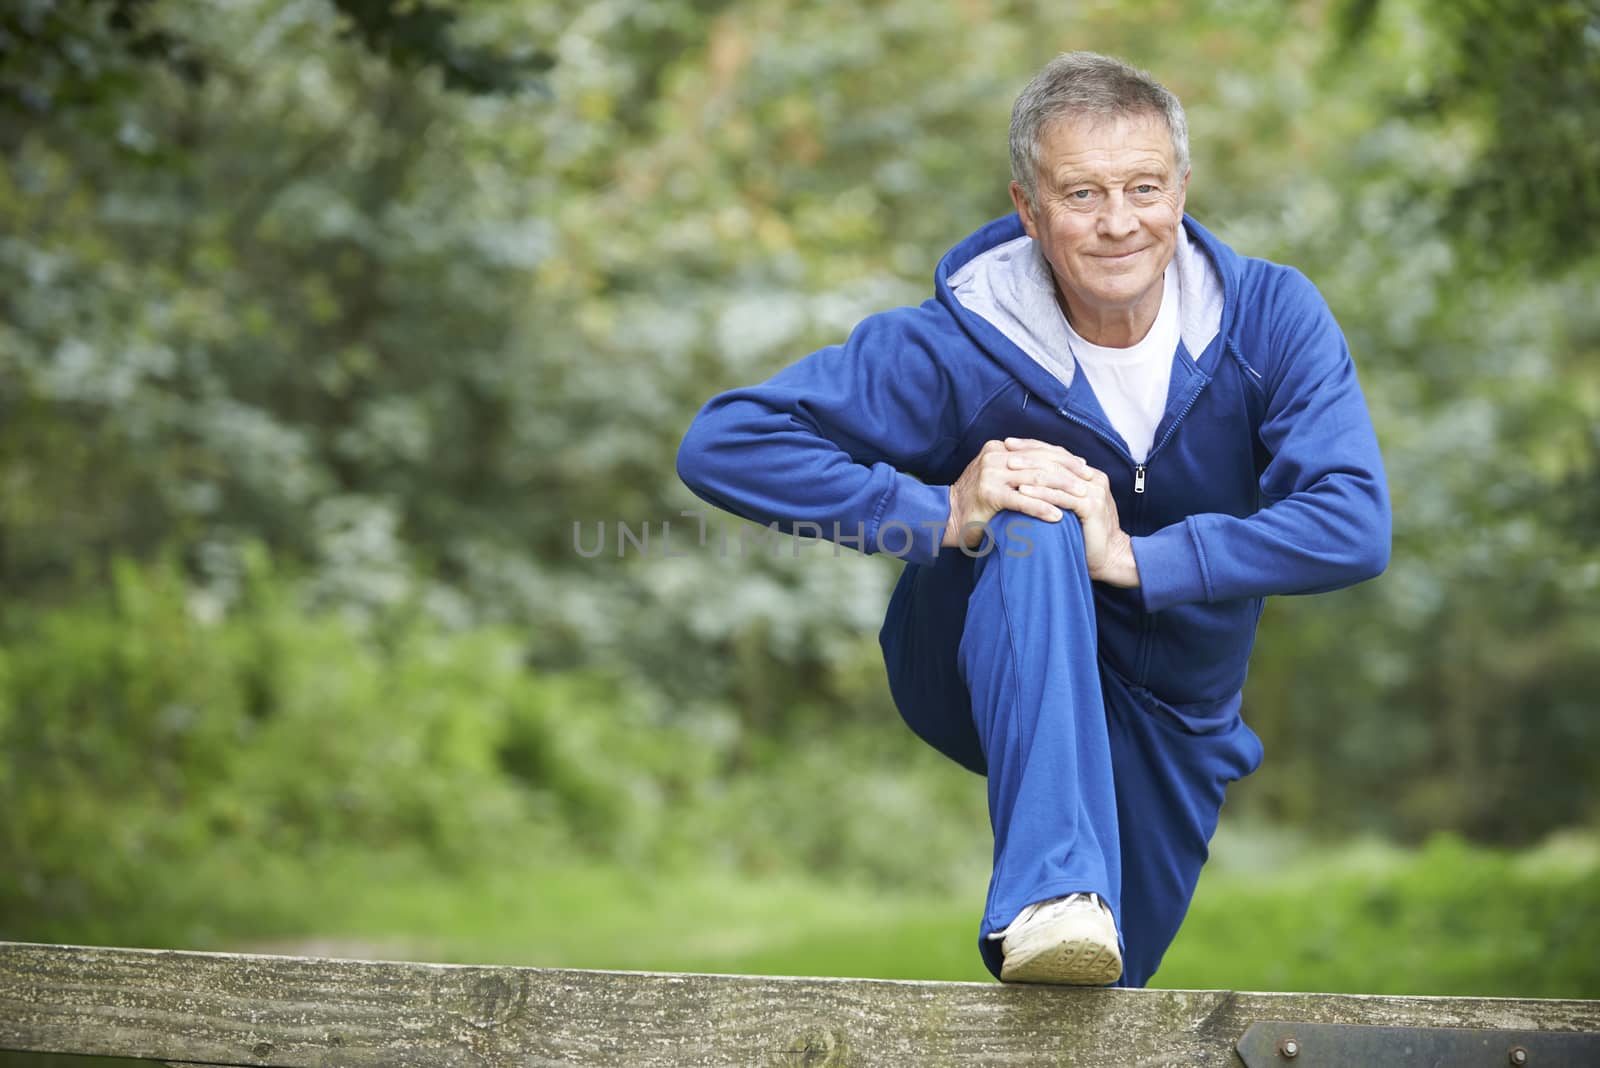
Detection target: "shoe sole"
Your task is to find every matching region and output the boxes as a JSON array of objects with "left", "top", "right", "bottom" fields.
[{"left": 1000, "top": 936, "right": 1123, "bottom": 986}]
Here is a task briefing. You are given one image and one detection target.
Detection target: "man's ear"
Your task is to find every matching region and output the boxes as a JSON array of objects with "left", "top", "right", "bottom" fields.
[
  {"left": 1176, "top": 168, "right": 1190, "bottom": 216},
  {"left": 1009, "top": 181, "right": 1040, "bottom": 239}
]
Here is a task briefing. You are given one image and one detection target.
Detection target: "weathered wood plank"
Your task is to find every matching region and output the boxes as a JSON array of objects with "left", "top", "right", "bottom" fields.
[{"left": 2, "top": 941, "right": 1596, "bottom": 1067}]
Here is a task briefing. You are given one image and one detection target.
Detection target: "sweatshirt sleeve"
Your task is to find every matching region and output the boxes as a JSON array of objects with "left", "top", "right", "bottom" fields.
[
  {"left": 1132, "top": 268, "right": 1392, "bottom": 612},
  {"left": 676, "top": 305, "right": 964, "bottom": 567}
]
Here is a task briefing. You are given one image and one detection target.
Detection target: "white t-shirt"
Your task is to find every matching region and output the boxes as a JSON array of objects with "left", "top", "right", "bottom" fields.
[
  {"left": 947, "top": 227, "right": 1221, "bottom": 466},
  {"left": 1063, "top": 266, "right": 1180, "bottom": 463}
]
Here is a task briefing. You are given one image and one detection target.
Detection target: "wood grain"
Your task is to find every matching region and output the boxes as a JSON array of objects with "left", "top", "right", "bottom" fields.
[{"left": 3, "top": 941, "right": 1596, "bottom": 1067}]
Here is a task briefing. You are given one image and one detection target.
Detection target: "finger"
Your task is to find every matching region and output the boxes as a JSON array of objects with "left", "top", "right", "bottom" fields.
[
  {"left": 1004, "top": 454, "right": 1088, "bottom": 480},
  {"left": 1019, "top": 486, "right": 1102, "bottom": 527},
  {"left": 1005, "top": 447, "right": 1090, "bottom": 476},
  {"left": 1006, "top": 465, "right": 1091, "bottom": 495},
  {"left": 998, "top": 488, "right": 1062, "bottom": 523},
  {"left": 970, "top": 476, "right": 1065, "bottom": 520},
  {"left": 1009, "top": 465, "right": 1093, "bottom": 495},
  {"left": 1003, "top": 436, "right": 1073, "bottom": 458},
  {"left": 989, "top": 481, "right": 1076, "bottom": 518},
  {"left": 1019, "top": 483, "right": 1088, "bottom": 507},
  {"left": 1013, "top": 469, "right": 1090, "bottom": 499}
]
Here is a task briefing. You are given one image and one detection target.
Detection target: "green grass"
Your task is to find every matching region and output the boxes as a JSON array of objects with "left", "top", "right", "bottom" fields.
[
  {"left": 1158, "top": 829, "right": 1600, "bottom": 997},
  {"left": 12, "top": 829, "right": 1600, "bottom": 986},
  {"left": 208, "top": 849, "right": 999, "bottom": 982},
  {"left": 39, "top": 827, "right": 1590, "bottom": 997},
  {"left": 5, "top": 831, "right": 1594, "bottom": 1068}
]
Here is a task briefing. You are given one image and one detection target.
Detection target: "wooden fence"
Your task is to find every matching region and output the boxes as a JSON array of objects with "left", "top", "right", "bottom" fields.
[{"left": 2, "top": 941, "right": 1597, "bottom": 1066}]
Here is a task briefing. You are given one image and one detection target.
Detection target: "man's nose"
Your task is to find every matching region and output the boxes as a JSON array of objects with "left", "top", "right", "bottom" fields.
[{"left": 1097, "top": 192, "right": 1139, "bottom": 240}]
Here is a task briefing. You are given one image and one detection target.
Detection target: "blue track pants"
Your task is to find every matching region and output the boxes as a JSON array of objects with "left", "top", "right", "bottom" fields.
[{"left": 878, "top": 512, "right": 1263, "bottom": 986}]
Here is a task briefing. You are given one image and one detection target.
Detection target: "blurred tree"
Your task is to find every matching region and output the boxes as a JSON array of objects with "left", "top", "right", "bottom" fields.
[
  {"left": 1, "top": 0, "right": 548, "bottom": 139},
  {"left": 0, "top": 0, "right": 1594, "bottom": 860},
  {"left": 1333, "top": 0, "right": 1600, "bottom": 274}
]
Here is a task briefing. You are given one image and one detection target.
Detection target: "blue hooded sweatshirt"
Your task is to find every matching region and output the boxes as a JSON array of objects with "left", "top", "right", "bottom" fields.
[{"left": 677, "top": 213, "right": 1390, "bottom": 726}]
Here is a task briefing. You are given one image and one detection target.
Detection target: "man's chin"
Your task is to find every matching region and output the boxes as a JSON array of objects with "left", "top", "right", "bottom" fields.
[{"left": 1080, "top": 282, "right": 1154, "bottom": 309}]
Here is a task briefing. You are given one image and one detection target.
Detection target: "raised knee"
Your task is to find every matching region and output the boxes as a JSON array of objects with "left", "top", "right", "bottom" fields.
[{"left": 967, "top": 510, "right": 1088, "bottom": 567}]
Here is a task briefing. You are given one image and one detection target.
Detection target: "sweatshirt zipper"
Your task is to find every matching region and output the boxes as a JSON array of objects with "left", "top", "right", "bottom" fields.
[
  {"left": 1058, "top": 380, "right": 1205, "bottom": 498},
  {"left": 1134, "top": 376, "right": 1210, "bottom": 495},
  {"left": 1056, "top": 407, "right": 1133, "bottom": 476},
  {"left": 1059, "top": 375, "right": 1209, "bottom": 686}
]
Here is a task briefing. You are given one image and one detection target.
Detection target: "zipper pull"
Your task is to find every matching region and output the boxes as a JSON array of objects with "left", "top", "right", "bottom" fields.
[{"left": 1134, "top": 463, "right": 1147, "bottom": 494}]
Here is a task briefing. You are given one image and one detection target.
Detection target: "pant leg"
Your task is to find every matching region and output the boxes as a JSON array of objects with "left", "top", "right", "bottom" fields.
[
  {"left": 959, "top": 513, "right": 1123, "bottom": 980},
  {"left": 1102, "top": 674, "right": 1264, "bottom": 987},
  {"left": 880, "top": 513, "right": 1125, "bottom": 979},
  {"left": 879, "top": 512, "right": 1260, "bottom": 986},
  {"left": 879, "top": 547, "right": 986, "bottom": 775}
]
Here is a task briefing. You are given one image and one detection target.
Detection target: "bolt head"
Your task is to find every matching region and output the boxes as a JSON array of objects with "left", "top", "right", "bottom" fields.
[
  {"left": 1510, "top": 1048, "right": 1529, "bottom": 1066},
  {"left": 1279, "top": 1036, "right": 1300, "bottom": 1058}
]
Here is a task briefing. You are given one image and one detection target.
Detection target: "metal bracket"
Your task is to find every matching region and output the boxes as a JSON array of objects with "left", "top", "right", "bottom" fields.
[{"left": 1237, "top": 1020, "right": 1600, "bottom": 1067}]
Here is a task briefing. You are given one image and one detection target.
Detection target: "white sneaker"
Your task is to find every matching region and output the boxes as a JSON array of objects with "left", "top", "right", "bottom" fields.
[{"left": 996, "top": 892, "right": 1123, "bottom": 985}]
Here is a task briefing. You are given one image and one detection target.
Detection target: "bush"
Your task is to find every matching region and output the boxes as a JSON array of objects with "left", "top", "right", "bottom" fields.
[
  {"left": 0, "top": 552, "right": 664, "bottom": 940},
  {"left": 0, "top": 551, "right": 991, "bottom": 945}
]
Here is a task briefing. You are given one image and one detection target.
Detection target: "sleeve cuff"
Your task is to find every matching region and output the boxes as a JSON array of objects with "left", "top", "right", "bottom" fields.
[
  {"left": 874, "top": 473, "right": 951, "bottom": 567},
  {"left": 1132, "top": 518, "right": 1211, "bottom": 612}
]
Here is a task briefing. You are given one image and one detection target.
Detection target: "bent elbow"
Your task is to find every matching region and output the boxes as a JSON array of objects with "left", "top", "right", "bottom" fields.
[
  {"left": 1357, "top": 535, "right": 1391, "bottom": 583},
  {"left": 677, "top": 400, "right": 747, "bottom": 506},
  {"left": 675, "top": 414, "right": 717, "bottom": 500},
  {"left": 1350, "top": 498, "right": 1392, "bottom": 583},
  {"left": 1332, "top": 470, "right": 1391, "bottom": 585}
]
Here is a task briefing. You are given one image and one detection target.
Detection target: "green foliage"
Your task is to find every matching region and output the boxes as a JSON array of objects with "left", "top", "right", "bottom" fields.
[
  {"left": 0, "top": 0, "right": 546, "bottom": 138},
  {"left": 1, "top": 553, "right": 598, "bottom": 938},
  {"left": 1334, "top": 0, "right": 1600, "bottom": 274},
  {"left": 1162, "top": 831, "right": 1600, "bottom": 998},
  {"left": 0, "top": 0, "right": 1596, "bottom": 955},
  {"left": 13, "top": 824, "right": 1593, "bottom": 1000},
  {"left": 329, "top": 0, "right": 552, "bottom": 95},
  {"left": 0, "top": 555, "right": 991, "bottom": 945},
  {"left": 1, "top": 1, "right": 207, "bottom": 145}
]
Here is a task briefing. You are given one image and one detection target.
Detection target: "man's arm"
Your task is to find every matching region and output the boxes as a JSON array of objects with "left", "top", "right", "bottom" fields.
[
  {"left": 983, "top": 267, "right": 1388, "bottom": 604},
  {"left": 1132, "top": 267, "right": 1391, "bottom": 611},
  {"left": 677, "top": 306, "right": 966, "bottom": 566}
]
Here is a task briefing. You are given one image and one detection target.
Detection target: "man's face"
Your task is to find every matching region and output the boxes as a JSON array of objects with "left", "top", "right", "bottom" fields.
[{"left": 1009, "top": 111, "right": 1188, "bottom": 337}]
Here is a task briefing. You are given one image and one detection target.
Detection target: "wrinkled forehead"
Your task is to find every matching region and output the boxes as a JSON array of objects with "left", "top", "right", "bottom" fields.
[{"left": 1036, "top": 108, "right": 1178, "bottom": 168}]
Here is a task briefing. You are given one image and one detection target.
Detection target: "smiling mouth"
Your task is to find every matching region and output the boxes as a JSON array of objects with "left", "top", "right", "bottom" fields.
[{"left": 1094, "top": 248, "right": 1145, "bottom": 260}]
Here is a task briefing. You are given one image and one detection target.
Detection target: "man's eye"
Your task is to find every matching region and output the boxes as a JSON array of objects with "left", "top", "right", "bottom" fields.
[
  {"left": 1070, "top": 189, "right": 1092, "bottom": 200},
  {"left": 1135, "top": 184, "right": 1157, "bottom": 194}
]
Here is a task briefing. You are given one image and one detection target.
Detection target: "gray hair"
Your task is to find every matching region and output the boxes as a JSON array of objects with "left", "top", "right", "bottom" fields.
[{"left": 1009, "top": 52, "right": 1190, "bottom": 209}]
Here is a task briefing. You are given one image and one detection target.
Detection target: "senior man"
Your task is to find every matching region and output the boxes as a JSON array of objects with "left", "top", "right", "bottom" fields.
[{"left": 676, "top": 52, "right": 1389, "bottom": 987}]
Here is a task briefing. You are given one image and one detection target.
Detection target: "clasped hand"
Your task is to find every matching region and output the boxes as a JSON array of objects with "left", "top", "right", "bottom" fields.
[{"left": 942, "top": 437, "right": 1140, "bottom": 588}]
